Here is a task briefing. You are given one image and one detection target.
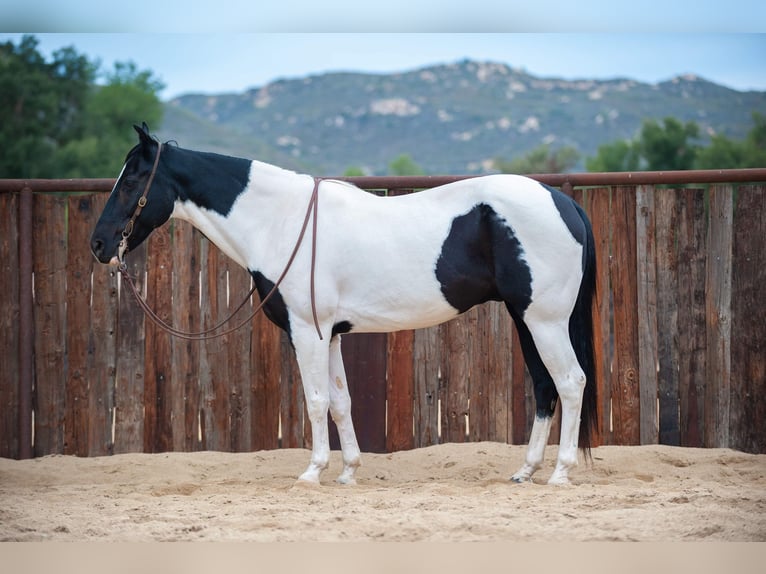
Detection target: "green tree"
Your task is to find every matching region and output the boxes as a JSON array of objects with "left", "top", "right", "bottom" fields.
[
  {"left": 343, "top": 166, "right": 366, "bottom": 176},
  {"left": 0, "top": 35, "right": 95, "bottom": 177},
  {"left": 585, "top": 140, "right": 640, "bottom": 172},
  {"left": 638, "top": 117, "right": 700, "bottom": 171},
  {"left": 0, "top": 35, "right": 164, "bottom": 178},
  {"left": 54, "top": 61, "right": 165, "bottom": 177},
  {"left": 388, "top": 154, "right": 425, "bottom": 176},
  {"left": 742, "top": 111, "right": 766, "bottom": 167},
  {"left": 694, "top": 133, "right": 746, "bottom": 169},
  {"left": 494, "top": 144, "right": 579, "bottom": 174}
]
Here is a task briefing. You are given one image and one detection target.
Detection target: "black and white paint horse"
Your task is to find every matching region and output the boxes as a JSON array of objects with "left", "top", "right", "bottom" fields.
[{"left": 91, "top": 124, "right": 598, "bottom": 485}]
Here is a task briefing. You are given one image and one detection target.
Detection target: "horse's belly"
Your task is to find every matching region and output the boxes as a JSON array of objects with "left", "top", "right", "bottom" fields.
[{"left": 337, "top": 287, "right": 459, "bottom": 334}]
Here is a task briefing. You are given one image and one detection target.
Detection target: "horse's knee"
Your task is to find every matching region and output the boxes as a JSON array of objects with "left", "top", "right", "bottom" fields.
[
  {"left": 557, "top": 368, "right": 586, "bottom": 404},
  {"left": 305, "top": 393, "right": 330, "bottom": 422}
]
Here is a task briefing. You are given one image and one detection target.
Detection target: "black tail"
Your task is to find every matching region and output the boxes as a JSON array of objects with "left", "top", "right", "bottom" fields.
[{"left": 569, "top": 202, "right": 598, "bottom": 456}]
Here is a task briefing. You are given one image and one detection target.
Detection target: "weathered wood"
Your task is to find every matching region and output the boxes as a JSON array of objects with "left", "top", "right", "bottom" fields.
[
  {"left": 486, "top": 301, "right": 513, "bottom": 444},
  {"left": 635, "top": 185, "right": 659, "bottom": 444},
  {"left": 113, "top": 242, "right": 147, "bottom": 454},
  {"left": 677, "top": 189, "right": 707, "bottom": 447},
  {"left": 198, "top": 242, "right": 230, "bottom": 451},
  {"left": 65, "top": 195, "right": 96, "bottom": 456},
  {"left": 654, "top": 188, "right": 681, "bottom": 446},
  {"left": 730, "top": 185, "right": 766, "bottom": 454},
  {"left": 610, "top": 186, "right": 640, "bottom": 445},
  {"left": 440, "top": 315, "right": 470, "bottom": 443},
  {"left": 386, "top": 329, "right": 415, "bottom": 452},
  {"left": 510, "top": 325, "right": 530, "bottom": 444},
  {"left": 280, "top": 331, "right": 305, "bottom": 448},
  {"left": 32, "top": 195, "right": 68, "bottom": 456},
  {"left": 585, "top": 187, "right": 611, "bottom": 446},
  {"left": 339, "top": 333, "right": 388, "bottom": 453},
  {"left": 89, "top": 264, "right": 118, "bottom": 456},
  {"left": 170, "top": 222, "right": 201, "bottom": 451},
  {"left": 0, "top": 192, "right": 20, "bottom": 458},
  {"left": 227, "top": 261, "right": 254, "bottom": 452},
  {"left": 251, "top": 307, "right": 282, "bottom": 450},
  {"left": 468, "top": 304, "right": 490, "bottom": 442},
  {"left": 705, "top": 185, "right": 733, "bottom": 448},
  {"left": 413, "top": 325, "right": 440, "bottom": 447}
]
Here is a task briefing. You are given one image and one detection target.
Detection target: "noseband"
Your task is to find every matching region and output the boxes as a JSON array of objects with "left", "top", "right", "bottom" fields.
[{"left": 116, "top": 141, "right": 323, "bottom": 341}]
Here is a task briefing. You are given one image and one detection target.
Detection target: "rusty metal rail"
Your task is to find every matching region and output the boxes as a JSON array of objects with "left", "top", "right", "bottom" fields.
[{"left": 1, "top": 168, "right": 766, "bottom": 194}]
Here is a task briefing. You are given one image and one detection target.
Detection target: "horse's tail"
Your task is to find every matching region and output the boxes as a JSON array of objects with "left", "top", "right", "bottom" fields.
[{"left": 570, "top": 201, "right": 598, "bottom": 457}]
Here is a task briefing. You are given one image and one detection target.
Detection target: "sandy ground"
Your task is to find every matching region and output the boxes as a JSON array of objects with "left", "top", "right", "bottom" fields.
[{"left": 1, "top": 442, "right": 764, "bottom": 542}]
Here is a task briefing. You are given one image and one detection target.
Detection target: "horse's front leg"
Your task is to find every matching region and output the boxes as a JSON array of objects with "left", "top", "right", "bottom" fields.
[
  {"left": 329, "top": 336, "right": 361, "bottom": 484},
  {"left": 293, "top": 329, "right": 332, "bottom": 484}
]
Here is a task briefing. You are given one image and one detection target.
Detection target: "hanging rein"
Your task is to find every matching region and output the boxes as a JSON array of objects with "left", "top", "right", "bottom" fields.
[{"left": 117, "top": 142, "right": 324, "bottom": 341}]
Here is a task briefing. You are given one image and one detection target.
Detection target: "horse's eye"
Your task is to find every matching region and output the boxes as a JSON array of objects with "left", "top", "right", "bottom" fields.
[{"left": 122, "top": 177, "right": 138, "bottom": 191}]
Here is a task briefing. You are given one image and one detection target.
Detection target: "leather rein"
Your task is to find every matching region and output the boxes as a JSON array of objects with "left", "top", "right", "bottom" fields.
[{"left": 117, "top": 142, "right": 324, "bottom": 341}]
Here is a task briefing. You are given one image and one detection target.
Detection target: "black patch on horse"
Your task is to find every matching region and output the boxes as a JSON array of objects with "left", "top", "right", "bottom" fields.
[
  {"left": 173, "top": 147, "right": 252, "bottom": 217},
  {"left": 541, "top": 184, "right": 587, "bottom": 260},
  {"left": 435, "top": 203, "right": 532, "bottom": 315},
  {"left": 250, "top": 271, "right": 291, "bottom": 335},
  {"left": 332, "top": 320, "right": 353, "bottom": 338}
]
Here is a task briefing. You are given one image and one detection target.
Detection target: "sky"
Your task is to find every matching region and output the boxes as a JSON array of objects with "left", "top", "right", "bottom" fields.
[{"left": 1, "top": 2, "right": 765, "bottom": 100}]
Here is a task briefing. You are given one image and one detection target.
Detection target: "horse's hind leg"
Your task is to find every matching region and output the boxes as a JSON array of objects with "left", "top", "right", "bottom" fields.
[
  {"left": 328, "top": 336, "right": 361, "bottom": 484},
  {"left": 522, "top": 315, "right": 587, "bottom": 485},
  {"left": 507, "top": 306, "right": 558, "bottom": 483}
]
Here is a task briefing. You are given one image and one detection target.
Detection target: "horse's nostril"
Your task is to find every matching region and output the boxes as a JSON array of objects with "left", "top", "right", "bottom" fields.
[{"left": 91, "top": 238, "right": 104, "bottom": 258}]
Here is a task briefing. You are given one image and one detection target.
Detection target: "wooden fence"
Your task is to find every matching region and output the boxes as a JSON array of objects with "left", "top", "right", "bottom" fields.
[{"left": 1, "top": 171, "right": 765, "bottom": 459}]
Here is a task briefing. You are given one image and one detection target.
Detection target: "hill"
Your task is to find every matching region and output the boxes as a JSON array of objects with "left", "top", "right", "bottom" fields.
[{"left": 158, "top": 60, "right": 766, "bottom": 175}]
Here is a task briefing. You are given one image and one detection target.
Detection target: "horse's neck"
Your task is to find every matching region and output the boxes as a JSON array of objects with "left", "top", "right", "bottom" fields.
[{"left": 171, "top": 158, "right": 311, "bottom": 271}]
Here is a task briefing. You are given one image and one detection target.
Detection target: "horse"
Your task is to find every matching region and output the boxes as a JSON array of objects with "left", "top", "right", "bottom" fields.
[{"left": 91, "top": 123, "right": 598, "bottom": 486}]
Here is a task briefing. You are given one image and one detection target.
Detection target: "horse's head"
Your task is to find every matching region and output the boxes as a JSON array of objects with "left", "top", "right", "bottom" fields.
[{"left": 90, "top": 123, "right": 176, "bottom": 265}]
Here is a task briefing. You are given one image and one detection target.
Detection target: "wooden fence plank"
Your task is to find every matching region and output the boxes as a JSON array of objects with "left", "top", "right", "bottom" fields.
[
  {"left": 280, "top": 332, "right": 305, "bottom": 448},
  {"left": 32, "top": 195, "right": 68, "bottom": 456},
  {"left": 636, "top": 185, "right": 659, "bottom": 444},
  {"left": 510, "top": 325, "right": 531, "bottom": 444},
  {"left": 65, "top": 195, "right": 97, "bottom": 456},
  {"left": 654, "top": 188, "right": 680, "bottom": 446},
  {"left": 85, "top": 194, "right": 118, "bottom": 457},
  {"left": 610, "top": 186, "right": 640, "bottom": 445},
  {"left": 251, "top": 308, "right": 282, "bottom": 450},
  {"left": 486, "top": 301, "right": 513, "bottom": 444},
  {"left": 677, "top": 189, "right": 706, "bottom": 447},
  {"left": 386, "top": 329, "right": 415, "bottom": 452},
  {"left": 113, "top": 243, "right": 147, "bottom": 454},
  {"left": 468, "top": 304, "right": 490, "bottom": 442},
  {"left": 0, "top": 192, "right": 19, "bottom": 459},
  {"left": 89, "top": 261, "right": 118, "bottom": 456},
  {"left": 705, "top": 185, "right": 733, "bottom": 448},
  {"left": 413, "top": 326, "right": 440, "bottom": 447},
  {"left": 228, "top": 261, "right": 254, "bottom": 452},
  {"left": 440, "top": 315, "right": 470, "bottom": 443},
  {"left": 170, "top": 222, "right": 201, "bottom": 451},
  {"left": 336, "top": 333, "right": 387, "bottom": 453},
  {"left": 199, "top": 242, "right": 230, "bottom": 451},
  {"left": 144, "top": 224, "right": 174, "bottom": 453},
  {"left": 584, "top": 187, "right": 611, "bottom": 446},
  {"left": 730, "top": 185, "right": 766, "bottom": 454}
]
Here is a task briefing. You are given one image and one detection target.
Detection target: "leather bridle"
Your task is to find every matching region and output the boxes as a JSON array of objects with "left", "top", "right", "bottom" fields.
[{"left": 116, "top": 141, "right": 324, "bottom": 341}]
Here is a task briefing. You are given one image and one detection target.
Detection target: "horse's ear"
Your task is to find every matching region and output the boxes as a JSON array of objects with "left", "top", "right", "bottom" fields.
[{"left": 133, "top": 122, "right": 153, "bottom": 145}]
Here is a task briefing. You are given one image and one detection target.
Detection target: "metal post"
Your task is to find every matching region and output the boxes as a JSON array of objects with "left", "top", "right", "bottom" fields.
[{"left": 18, "top": 186, "right": 33, "bottom": 459}]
